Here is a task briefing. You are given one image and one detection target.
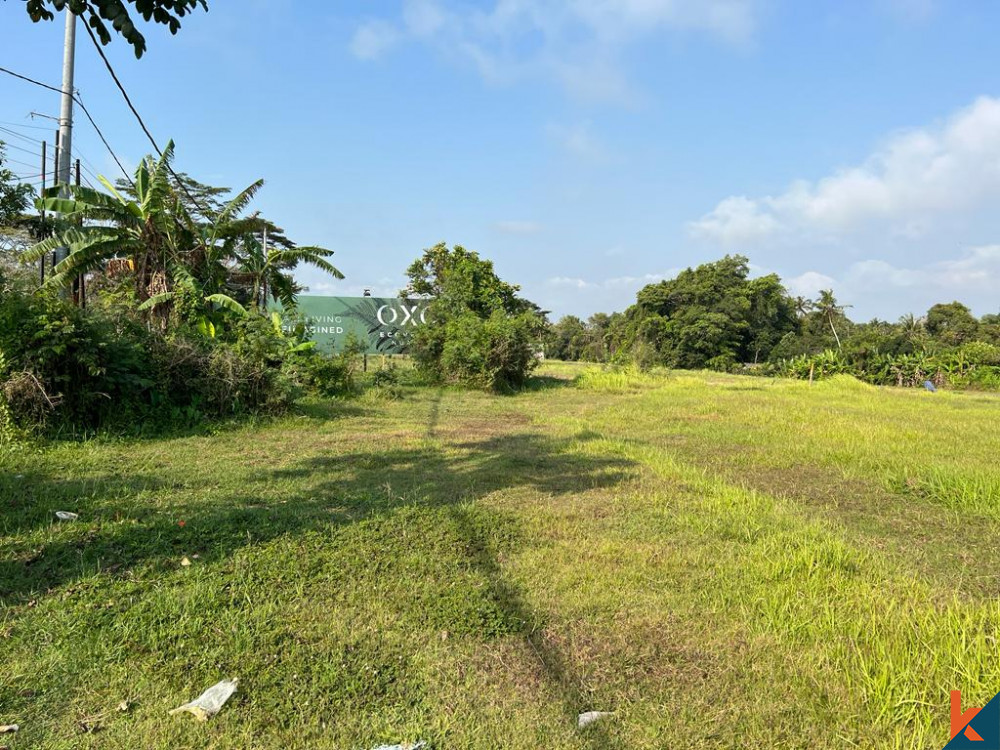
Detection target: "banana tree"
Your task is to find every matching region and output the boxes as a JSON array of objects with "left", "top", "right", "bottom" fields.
[
  {"left": 229, "top": 223, "right": 344, "bottom": 310},
  {"left": 26, "top": 141, "right": 183, "bottom": 307}
]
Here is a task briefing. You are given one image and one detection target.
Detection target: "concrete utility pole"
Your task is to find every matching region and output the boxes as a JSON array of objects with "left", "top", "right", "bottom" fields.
[{"left": 55, "top": 8, "right": 77, "bottom": 265}]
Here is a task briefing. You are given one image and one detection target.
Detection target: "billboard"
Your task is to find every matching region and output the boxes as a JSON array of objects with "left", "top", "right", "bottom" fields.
[{"left": 278, "top": 296, "right": 430, "bottom": 354}]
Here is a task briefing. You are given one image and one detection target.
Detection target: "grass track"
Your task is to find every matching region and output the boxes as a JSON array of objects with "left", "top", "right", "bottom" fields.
[{"left": 2, "top": 363, "right": 999, "bottom": 748}]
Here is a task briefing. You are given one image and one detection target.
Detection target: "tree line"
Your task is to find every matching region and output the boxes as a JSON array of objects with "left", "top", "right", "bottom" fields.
[{"left": 546, "top": 255, "right": 1000, "bottom": 389}]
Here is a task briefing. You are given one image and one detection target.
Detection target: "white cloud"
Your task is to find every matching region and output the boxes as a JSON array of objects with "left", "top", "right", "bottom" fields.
[
  {"left": 689, "top": 196, "right": 782, "bottom": 245},
  {"left": 848, "top": 245, "right": 1000, "bottom": 293},
  {"left": 785, "top": 271, "right": 837, "bottom": 299},
  {"left": 350, "top": 20, "right": 401, "bottom": 60},
  {"left": 548, "top": 276, "right": 597, "bottom": 289},
  {"left": 691, "top": 97, "right": 1000, "bottom": 245},
  {"left": 493, "top": 220, "right": 543, "bottom": 235},
  {"left": 350, "top": 0, "right": 759, "bottom": 100},
  {"left": 546, "top": 269, "right": 680, "bottom": 291}
]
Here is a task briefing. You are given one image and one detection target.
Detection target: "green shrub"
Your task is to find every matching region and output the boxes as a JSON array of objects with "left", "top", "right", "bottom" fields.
[
  {"left": 419, "top": 309, "right": 543, "bottom": 392},
  {"left": 0, "top": 288, "right": 318, "bottom": 435}
]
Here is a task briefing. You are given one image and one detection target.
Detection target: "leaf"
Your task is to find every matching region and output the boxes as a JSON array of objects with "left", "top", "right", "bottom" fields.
[
  {"left": 205, "top": 294, "right": 248, "bottom": 317},
  {"left": 137, "top": 292, "right": 175, "bottom": 312}
]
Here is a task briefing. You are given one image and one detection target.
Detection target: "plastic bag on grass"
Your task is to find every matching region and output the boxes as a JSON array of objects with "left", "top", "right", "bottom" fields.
[
  {"left": 369, "top": 742, "right": 427, "bottom": 750},
  {"left": 578, "top": 711, "right": 613, "bottom": 729},
  {"left": 169, "top": 679, "right": 238, "bottom": 721}
]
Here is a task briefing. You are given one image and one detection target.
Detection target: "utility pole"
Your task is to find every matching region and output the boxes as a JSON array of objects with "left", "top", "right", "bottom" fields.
[
  {"left": 52, "top": 130, "right": 59, "bottom": 274},
  {"left": 39, "top": 140, "right": 46, "bottom": 283},
  {"left": 55, "top": 8, "right": 77, "bottom": 266}
]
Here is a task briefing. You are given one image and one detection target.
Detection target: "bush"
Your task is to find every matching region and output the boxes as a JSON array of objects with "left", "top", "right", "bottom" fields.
[
  {"left": 0, "top": 288, "right": 334, "bottom": 436},
  {"left": 0, "top": 290, "right": 156, "bottom": 432},
  {"left": 403, "top": 244, "right": 545, "bottom": 392},
  {"left": 417, "top": 310, "right": 543, "bottom": 392}
]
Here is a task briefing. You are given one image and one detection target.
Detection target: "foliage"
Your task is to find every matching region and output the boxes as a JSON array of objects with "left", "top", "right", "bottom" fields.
[
  {"left": 287, "top": 333, "right": 366, "bottom": 398},
  {"left": 777, "top": 343, "right": 1000, "bottom": 391},
  {"left": 404, "top": 243, "right": 545, "bottom": 391},
  {"left": 28, "top": 143, "right": 342, "bottom": 329},
  {"left": 609, "top": 255, "right": 798, "bottom": 369},
  {"left": 24, "top": 0, "right": 208, "bottom": 58},
  {"left": 0, "top": 285, "right": 363, "bottom": 435},
  {"left": 569, "top": 254, "right": 999, "bottom": 392},
  {"left": 547, "top": 312, "right": 621, "bottom": 362},
  {"left": 0, "top": 143, "right": 34, "bottom": 228}
]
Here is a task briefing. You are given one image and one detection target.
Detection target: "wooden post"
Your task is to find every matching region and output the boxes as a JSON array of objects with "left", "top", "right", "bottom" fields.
[{"left": 73, "top": 159, "right": 83, "bottom": 306}]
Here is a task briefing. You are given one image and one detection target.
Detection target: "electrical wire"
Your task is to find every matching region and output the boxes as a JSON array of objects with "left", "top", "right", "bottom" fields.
[
  {"left": 0, "top": 65, "right": 133, "bottom": 185},
  {"left": 0, "top": 125, "right": 45, "bottom": 146},
  {"left": 81, "top": 23, "right": 216, "bottom": 216},
  {"left": 3, "top": 155, "right": 43, "bottom": 171},
  {"left": 0, "top": 119, "right": 51, "bottom": 131},
  {"left": 0, "top": 140, "right": 42, "bottom": 160}
]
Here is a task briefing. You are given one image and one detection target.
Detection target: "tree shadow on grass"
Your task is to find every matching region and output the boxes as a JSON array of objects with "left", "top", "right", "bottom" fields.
[{"left": 1, "top": 426, "right": 635, "bottom": 747}]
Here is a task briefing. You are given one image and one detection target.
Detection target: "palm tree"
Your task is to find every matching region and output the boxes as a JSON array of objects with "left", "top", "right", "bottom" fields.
[
  {"left": 233, "top": 227, "right": 344, "bottom": 309},
  {"left": 793, "top": 296, "right": 815, "bottom": 318},
  {"left": 815, "top": 289, "right": 850, "bottom": 350}
]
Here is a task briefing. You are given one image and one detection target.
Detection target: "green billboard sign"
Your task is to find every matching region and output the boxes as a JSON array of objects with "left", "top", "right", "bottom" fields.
[{"left": 279, "top": 296, "right": 430, "bottom": 354}]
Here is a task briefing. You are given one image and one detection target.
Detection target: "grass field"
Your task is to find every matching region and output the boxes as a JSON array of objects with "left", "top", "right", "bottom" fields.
[{"left": 3, "top": 364, "right": 1000, "bottom": 748}]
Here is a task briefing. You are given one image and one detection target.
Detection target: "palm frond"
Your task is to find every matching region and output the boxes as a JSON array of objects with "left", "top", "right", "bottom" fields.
[
  {"left": 215, "top": 180, "right": 265, "bottom": 228},
  {"left": 137, "top": 291, "right": 175, "bottom": 311},
  {"left": 205, "top": 293, "right": 248, "bottom": 316}
]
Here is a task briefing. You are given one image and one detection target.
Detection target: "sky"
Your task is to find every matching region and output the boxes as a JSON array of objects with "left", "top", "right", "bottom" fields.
[{"left": 1, "top": 0, "right": 1000, "bottom": 322}]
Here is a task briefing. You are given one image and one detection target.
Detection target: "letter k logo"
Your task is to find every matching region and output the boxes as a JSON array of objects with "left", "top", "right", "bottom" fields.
[{"left": 953, "top": 691, "right": 985, "bottom": 742}]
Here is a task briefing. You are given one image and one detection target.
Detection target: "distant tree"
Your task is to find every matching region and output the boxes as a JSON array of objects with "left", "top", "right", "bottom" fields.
[
  {"left": 616, "top": 255, "right": 797, "bottom": 369},
  {"left": 793, "top": 296, "right": 814, "bottom": 318},
  {"left": 550, "top": 315, "right": 587, "bottom": 361},
  {"left": 404, "top": 243, "right": 544, "bottom": 391},
  {"left": 815, "top": 289, "right": 849, "bottom": 350},
  {"left": 23, "top": 0, "right": 208, "bottom": 58},
  {"left": 926, "top": 302, "right": 979, "bottom": 346},
  {"left": 746, "top": 274, "right": 798, "bottom": 363},
  {"left": 404, "top": 242, "right": 523, "bottom": 316}
]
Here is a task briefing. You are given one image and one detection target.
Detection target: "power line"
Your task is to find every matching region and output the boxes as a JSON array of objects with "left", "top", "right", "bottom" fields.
[
  {"left": 0, "top": 64, "right": 133, "bottom": 186},
  {"left": 3, "top": 155, "right": 43, "bottom": 171},
  {"left": 0, "top": 125, "right": 45, "bottom": 146},
  {"left": 0, "top": 119, "right": 52, "bottom": 132},
  {"left": 81, "top": 23, "right": 214, "bottom": 217},
  {"left": 0, "top": 140, "right": 42, "bottom": 160}
]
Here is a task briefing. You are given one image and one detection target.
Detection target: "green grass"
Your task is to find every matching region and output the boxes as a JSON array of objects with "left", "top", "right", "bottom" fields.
[{"left": 3, "top": 365, "right": 1000, "bottom": 748}]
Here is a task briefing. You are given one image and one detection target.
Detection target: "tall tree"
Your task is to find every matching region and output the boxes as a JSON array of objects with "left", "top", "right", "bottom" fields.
[
  {"left": 815, "top": 289, "right": 849, "bottom": 350},
  {"left": 23, "top": 0, "right": 208, "bottom": 58},
  {"left": 926, "top": 301, "right": 979, "bottom": 346}
]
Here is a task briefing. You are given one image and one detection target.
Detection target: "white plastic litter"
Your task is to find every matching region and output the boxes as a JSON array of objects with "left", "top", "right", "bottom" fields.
[
  {"left": 577, "top": 711, "right": 613, "bottom": 729},
  {"left": 0, "top": 724, "right": 18, "bottom": 734},
  {"left": 169, "top": 679, "right": 238, "bottom": 721},
  {"left": 369, "top": 743, "right": 427, "bottom": 750},
  {"left": 55, "top": 511, "right": 79, "bottom": 521}
]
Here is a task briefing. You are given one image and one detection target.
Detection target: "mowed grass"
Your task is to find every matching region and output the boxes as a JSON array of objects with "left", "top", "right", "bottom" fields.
[{"left": 2, "top": 364, "right": 1000, "bottom": 748}]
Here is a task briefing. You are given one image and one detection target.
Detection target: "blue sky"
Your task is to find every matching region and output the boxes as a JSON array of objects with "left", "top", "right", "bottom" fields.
[{"left": 2, "top": 0, "right": 1000, "bottom": 321}]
